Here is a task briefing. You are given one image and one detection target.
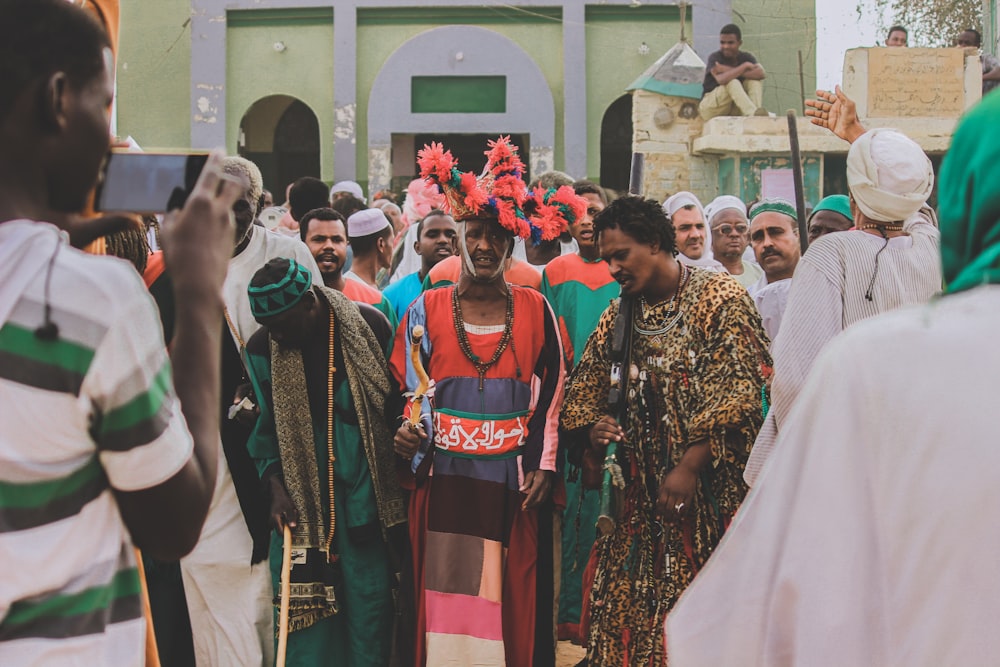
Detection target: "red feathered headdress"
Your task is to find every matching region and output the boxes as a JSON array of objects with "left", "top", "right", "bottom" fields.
[{"left": 417, "top": 136, "right": 587, "bottom": 245}]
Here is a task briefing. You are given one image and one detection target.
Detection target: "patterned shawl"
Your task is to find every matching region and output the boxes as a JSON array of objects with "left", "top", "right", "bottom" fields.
[{"left": 270, "top": 286, "right": 405, "bottom": 632}]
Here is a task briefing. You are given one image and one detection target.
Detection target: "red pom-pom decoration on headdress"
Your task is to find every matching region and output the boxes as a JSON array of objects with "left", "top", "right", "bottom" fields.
[{"left": 417, "top": 136, "right": 588, "bottom": 245}]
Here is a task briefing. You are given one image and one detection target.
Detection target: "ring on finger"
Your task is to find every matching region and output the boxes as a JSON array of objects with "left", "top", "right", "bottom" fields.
[{"left": 674, "top": 502, "right": 685, "bottom": 512}]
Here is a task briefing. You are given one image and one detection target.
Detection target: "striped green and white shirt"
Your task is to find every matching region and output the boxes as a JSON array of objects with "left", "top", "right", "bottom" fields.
[{"left": 0, "top": 220, "right": 193, "bottom": 664}]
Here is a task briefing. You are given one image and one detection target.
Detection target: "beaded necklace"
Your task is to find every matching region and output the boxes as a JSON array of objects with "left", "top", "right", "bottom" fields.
[
  {"left": 634, "top": 262, "right": 690, "bottom": 337},
  {"left": 452, "top": 286, "right": 514, "bottom": 390},
  {"left": 324, "top": 312, "right": 337, "bottom": 560},
  {"left": 859, "top": 222, "right": 904, "bottom": 233}
]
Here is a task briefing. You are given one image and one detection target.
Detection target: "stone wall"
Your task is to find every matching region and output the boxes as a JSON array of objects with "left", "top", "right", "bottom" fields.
[{"left": 631, "top": 90, "right": 717, "bottom": 201}]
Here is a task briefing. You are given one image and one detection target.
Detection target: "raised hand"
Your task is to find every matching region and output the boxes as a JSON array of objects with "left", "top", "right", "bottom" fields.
[{"left": 804, "top": 85, "right": 866, "bottom": 144}]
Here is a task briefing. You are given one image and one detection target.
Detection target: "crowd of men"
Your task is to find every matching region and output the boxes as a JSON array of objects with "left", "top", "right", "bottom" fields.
[{"left": 3, "top": 1, "right": 1000, "bottom": 666}]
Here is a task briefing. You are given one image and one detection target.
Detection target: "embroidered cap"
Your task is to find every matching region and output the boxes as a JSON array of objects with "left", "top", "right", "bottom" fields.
[
  {"left": 248, "top": 258, "right": 312, "bottom": 319},
  {"left": 749, "top": 198, "right": 798, "bottom": 222}
]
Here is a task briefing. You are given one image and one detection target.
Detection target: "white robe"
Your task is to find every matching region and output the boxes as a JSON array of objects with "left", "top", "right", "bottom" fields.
[
  {"left": 182, "top": 226, "right": 321, "bottom": 666},
  {"left": 668, "top": 286, "right": 1000, "bottom": 666},
  {"left": 751, "top": 277, "right": 791, "bottom": 342},
  {"left": 745, "top": 214, "right": 941, "bottom": 485}
]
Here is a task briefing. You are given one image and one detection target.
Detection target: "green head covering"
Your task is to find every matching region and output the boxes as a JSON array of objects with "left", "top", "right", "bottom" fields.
[
  {"left": 808, "top": 194, "right": 853, "bottom": 224},
  {"left": 940, "top": 91, "right": 1000, "bottom": 293},
  {"left": 248, "top": 258, "right": 312, "bottom": 318},
  {"left": 749, "top": 198, "right": 797, "bottom": 222}
]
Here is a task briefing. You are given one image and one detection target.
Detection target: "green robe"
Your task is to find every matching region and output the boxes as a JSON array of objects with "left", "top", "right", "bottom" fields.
[
  {"left": 245, "top": 329, "right": 393, "bottom": 667},
  {"left": 541, "top": 253, "right": 619, "bottom": 641}
]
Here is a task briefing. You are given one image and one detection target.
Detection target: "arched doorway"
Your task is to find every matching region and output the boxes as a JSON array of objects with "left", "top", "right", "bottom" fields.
[
  {"left": 239, "top": 95, "right": 320, "bottom": 201},
  {"left": 367, "top": 25, "right": 555, "bottom": 194},
  {"left": 600, "top": 95, "right": 633, "bottom": 193}
]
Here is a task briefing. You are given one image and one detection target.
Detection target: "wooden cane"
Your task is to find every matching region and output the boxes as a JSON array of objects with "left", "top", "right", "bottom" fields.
[
  {"left": 134, "top": 549, "right": 161, "bottom": 667},
  {"left": 276, "top": 525, "right": 292, "bottom": 667},
  {"left": 407, "top": 325, "right": 429, "bottom": 430},
  {"left": 787, "top": 110, "right": 810, "bottom": 254}
]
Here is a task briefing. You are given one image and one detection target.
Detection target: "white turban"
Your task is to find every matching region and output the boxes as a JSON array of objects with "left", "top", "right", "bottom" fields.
[
  {"left": 330, "top": 180, "right": 366, "bottom": 204},
  {"left": 704, "top": 195, "right": 748, "bottom": 225},
  {"left": 663, "top": 191, "right": 723, "bottom": 270},
  {"left": 847, "top": 129, "right": 933, "bottom": 223}
]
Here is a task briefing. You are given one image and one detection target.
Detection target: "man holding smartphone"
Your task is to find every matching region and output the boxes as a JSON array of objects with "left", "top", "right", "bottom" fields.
[{"left": 0, "top": 1, "right": 238, "bottom": 663}]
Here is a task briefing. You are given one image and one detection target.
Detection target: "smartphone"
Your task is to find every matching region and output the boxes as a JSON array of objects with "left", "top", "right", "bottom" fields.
[{"left": 95, "top": 151, "right": 209, "bottom": 214}]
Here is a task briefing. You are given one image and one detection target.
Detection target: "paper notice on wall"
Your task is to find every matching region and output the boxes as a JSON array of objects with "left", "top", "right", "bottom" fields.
[{"left": 760, "top": 169, "right": 796, "bottom": 202}]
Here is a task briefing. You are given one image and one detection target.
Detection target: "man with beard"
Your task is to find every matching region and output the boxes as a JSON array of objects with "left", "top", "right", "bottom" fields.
[
  {"left": 147, "top": 155, "right": 321, "bottom": 666},
  {"left": 0, "top": 1, "right": 236, "bottom": 661},
  {"left": 560, "top": 196, "right": 770, "bottom": 666},
  {"left": 704, "top": 195, "right": 762, "bottom": 289},
  {"left": 664, "top": 192, "right": 724, "bottom": 270},
  {"left": 382, "top": 209, "right": 457, "bottom": 322},
  {"left": 391, "top": 137, "right": 576, "bottom": 666},
  {"left": 748, "top": 199, "right": 801, "bottom": 340},
  {"left": 243, "top": 258, "right": 405, "bottom": 666},
  {"left": 299, "top": 207, "right": 396, "bottom": 329}
]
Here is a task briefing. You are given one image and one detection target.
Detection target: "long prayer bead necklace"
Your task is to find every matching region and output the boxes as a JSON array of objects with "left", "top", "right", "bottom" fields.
[
  {"left": 324, "top": 311, "right": 337, "bottom": 560},
  {"left": 452, "top": 286, "right": 514, "bottom": 390}
]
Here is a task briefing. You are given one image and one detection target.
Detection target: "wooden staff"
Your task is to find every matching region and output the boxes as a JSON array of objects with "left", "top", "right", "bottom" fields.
[
  {"left": 134, "top": 549, "right": 161, "bottom": 667},
  {"left": 786, "top": 110, "right": 810, "bottom": 254},
  {"left": 276, "top": 525, "right": 292, "bottom": 667},
  {"left": 407, "top": 325, "right": 429, "bottom": 431}
]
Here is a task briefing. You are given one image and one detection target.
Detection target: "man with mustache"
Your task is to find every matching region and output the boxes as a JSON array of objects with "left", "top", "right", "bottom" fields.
[
  {"left": 382, "top": 209, "right": 457, "bottom": 323},
  {"left": 560, "top": 196, "right": 770, "bottom": 666},
  {"left": 300, "top": 207, "right": 396, "bottom": 329},
  {"left": 391, "top": 137, "right": 575, "bottom": 666},
  {"left": 664, "top": 192, "right": 724, "bottom": 270},
  {"left": 748, "top": 199, "right": 801, "bottom": 341}
]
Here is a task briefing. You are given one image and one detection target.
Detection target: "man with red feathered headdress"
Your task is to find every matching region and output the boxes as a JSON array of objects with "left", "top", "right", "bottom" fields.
[{"left": 391, "top": 137, "right": 585, "bottom": 666}]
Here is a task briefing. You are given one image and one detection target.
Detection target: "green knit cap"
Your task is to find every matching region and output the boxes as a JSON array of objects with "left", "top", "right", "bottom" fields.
[
  {"left": 248, "top": 258, "right": 312, "bottom": 318},
  {"left": 808, "top": 194, "right": 853, "bottom": 224},
  {"left": 749, "top": 198, "right": 797, "bottom": 222}
]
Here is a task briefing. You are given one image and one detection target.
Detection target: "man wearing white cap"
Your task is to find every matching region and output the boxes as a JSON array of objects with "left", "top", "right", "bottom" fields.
[
  {"left": 345, "top": 208, "right": 394, "bottom": 290},
  {"left": 704, "top": 195, "right": 762, "bottom": 288},
  {"left": 743, "top": 87, "right": 941, "bottom": 486},
  {"left": 663, "top": 191, "right": 724, "bottom": 270},
  {"left": 330, "top": 180, "right": 366, "bottom": 205}
]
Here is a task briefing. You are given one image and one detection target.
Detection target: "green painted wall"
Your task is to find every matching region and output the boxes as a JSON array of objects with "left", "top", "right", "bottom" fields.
[
  {"left": 226, "top": 19, "right": 335, "bottom": 182},
  {"left": 735, "top": 154, "right": 821, "bottom": 205},
  {"left": 356, "top": 10, "right": 564, "bottom": 183},
  {"left": 585, "top": 6, "right": 680, "bottom": 180},
  {"left": 732, "top": 0, "right": 817, "bottom": 116},
  {"left": 116, "top": 0, "right": 190, "bottom": 148}
]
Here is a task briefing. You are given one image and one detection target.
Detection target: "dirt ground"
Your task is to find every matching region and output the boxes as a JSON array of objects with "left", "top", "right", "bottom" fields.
[{"left": 556, "top": 640, "right": 586, "bottom": 667}]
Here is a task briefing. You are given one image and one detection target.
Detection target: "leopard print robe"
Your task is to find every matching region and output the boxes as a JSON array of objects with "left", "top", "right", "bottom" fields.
[{"left": 561, "top": 268, "right": 771, "bottom": 666}]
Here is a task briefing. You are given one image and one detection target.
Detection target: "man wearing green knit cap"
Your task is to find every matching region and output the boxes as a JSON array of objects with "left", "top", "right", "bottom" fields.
[
  {"left": 807, "top": 194, "right": 854, "bottom": 243},
  {"left": 668, "top": 87, "right": 1000, "bottom": 667},
  {"left": 748, "top": 198, "right": 801, "bottom": 340},
  {"left": 243, "top": 257, "right": 408, "bottom": 666}
]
